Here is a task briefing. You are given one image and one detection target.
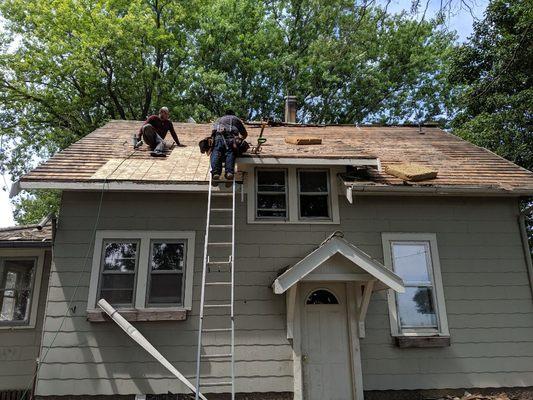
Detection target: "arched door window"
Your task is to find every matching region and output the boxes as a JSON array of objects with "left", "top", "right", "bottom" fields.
[{"left": 306, "top": 289, "right": 339, "bottom": 305}]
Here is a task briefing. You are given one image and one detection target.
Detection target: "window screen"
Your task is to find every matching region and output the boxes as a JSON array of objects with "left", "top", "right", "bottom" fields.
[
  {"left": 298, "top": 170, "right": 330, "bottom": 219},
  {"left": 99, "top": 241, "right": 139, "bottom": 306},
  {"left": 0, "top": 259, "right": 36, "bottom": 324},
  {"left": 256, "top": 169, "right": 288, "bottom": 219},
  {"left": 147, "top": 240, "right": 186, "bottom": 306},
  {"left": 391, "top": 242, "right": 438, "bottom": 329}
]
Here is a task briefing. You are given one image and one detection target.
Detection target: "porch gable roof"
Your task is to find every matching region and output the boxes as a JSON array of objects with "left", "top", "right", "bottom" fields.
[{"left": 272, "top": 233, "right": 405, "bottom": 294}]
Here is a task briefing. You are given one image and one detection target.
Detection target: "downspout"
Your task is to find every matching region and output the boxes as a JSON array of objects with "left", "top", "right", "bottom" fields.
[{"left": 518, "top": 204, "right": 533, "bottom": 300}]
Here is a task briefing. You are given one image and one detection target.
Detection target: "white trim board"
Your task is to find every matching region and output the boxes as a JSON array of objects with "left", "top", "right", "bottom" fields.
[
  {"left": 237, "top": 157, "right": 381, "bottom": 168},
  {"left": 13, "top": 180, "right": 210, "bottom": 197},
  {"left": 272, "top": 235, "right": 405, "bottom": 295}
]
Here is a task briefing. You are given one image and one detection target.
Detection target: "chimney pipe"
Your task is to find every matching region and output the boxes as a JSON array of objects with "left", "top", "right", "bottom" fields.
[{"left": 284, "top": 95, "right": 297, "bottom": 123}]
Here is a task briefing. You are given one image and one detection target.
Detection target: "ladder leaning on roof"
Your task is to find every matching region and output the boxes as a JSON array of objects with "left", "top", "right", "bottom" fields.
[{"left": 195, "top": 172, "right": 237, "bottom": 399}]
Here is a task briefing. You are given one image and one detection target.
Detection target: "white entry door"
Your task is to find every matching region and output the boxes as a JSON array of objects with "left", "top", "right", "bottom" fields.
[{"left": 301, "top": 283, "right": 353, "bottom": 400}]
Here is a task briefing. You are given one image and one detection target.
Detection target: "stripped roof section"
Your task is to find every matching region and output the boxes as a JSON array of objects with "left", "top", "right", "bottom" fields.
[{"left": 18, "top": 120, "right": 533, "bottom": 194}]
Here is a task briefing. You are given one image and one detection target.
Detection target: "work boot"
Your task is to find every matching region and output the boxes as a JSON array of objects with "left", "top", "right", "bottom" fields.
[
  {"left": 212, "top": 173, "right": 220, "bottom": 187},
  {"left": 225, "top": 172, "right": 234, "bottom": 180},
  {"left": 150, "top": 150, "right": 166, "bottom": 157}
]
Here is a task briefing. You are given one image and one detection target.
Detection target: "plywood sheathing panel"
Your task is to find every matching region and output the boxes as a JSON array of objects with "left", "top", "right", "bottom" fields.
[
  {"left": 385, "top": 163, "right": 438, "bottom": 182},
  {"left": 284, "top": 136, "right": 322, "bottom": 145},
  {"left": 20, "top": 120, "right": 533, "bottom": 193}
]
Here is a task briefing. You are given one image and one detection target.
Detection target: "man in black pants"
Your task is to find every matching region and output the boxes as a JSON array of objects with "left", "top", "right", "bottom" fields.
[
  {"left": 210, "top": 110, "right": 247, "bottom": 182},
  {"left": 136, "top": 107, "right": 182, "bottom": 157}
]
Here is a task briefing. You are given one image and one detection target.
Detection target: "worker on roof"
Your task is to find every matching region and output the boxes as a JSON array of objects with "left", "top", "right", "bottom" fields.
[
  {"left": 136, "top": 107, "right": 183, "bottom": 157},
  {"left": 210, "top": 110, "right": 248, "bottom": 183}
]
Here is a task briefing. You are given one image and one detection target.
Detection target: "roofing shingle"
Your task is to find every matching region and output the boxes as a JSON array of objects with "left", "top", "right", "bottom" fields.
[{"left": 18, "top": 120, "right": 533, "bottom": 195}]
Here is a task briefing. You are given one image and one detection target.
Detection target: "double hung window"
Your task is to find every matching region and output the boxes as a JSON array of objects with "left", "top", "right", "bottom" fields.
[
  {"left": 0, "top": 256, "right": 40, "bottom": 327},
  {"left": 298, "top": 170, "right": 330, "bottom": 219},
  {"left": 99, "top": 240, "right": 139, "bottom": 307},
  {"left": 382, "top": 233, "right": 449, "bottom": 337},
  {"left": 89, "top": 231, "right": 195, "bottom": 311},
  {"left": 256, "top": 169, "right": 288, "bottom": 220},
  {"left": 250, "top": 167, "right": 338, "bottom": 223}
]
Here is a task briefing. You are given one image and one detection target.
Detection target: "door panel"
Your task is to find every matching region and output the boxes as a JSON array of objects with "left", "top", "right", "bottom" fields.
[{"left": 301, "top": 283, "right": 353, "bottom": 400}]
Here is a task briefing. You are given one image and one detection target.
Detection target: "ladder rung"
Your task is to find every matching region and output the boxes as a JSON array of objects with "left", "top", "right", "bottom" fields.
[
  {"left": 211, "top": 192, "right": 233, "bottom": 196},
  {"left": 209, "top": 224, "right": 232, "bottom": 229},
  {"left": 203, "top": 328, "right": 232, "bottom": 332},
  {"left": 205, "top": 281, "right": 232, "bottom": 286},
  {"left": 208, "top": 242, "right": 232, "bottom": 246},
  {"left": 201, "top": 353, "right": 232, "bottom": 359},
  {"left": 204, "top": 304, "right": 232, "bottom": 308},
  {"left": 201, "top": 381, "right": 233, "bottom": 387},
  {"left": 211, "top": 208, "right": 232, "bottom": 212},
  {"left": 207, "top": 260, "right": 231, "bottom": 265}
]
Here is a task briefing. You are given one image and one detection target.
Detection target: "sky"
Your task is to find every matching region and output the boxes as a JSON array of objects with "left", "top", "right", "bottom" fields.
[{"left": 0, "top": 0, "right": 488, "bottom": 228}]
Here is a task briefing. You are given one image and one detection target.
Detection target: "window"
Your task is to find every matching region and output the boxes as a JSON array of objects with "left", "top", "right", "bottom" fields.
[
  {"left": 298, "top": 170, "right": 330, "bottom": 219},
  {"left": 98, "top": 241, "right": 139, "bottom": 307},
  {"left": 248, "top": 167, "right": 340, "bottom": 224},
  {"left": 88, "top": 231, "right": 195, "bottom": 312},
  {"left": 306, "top": 289, "right": 339, "bottom": 305},
  {"left": 256, "top": 169, "right": 288, "bottom": 220},
  {"left": 382, "top": 233, "right": 449, "bottom": 337},
  {"left": 0, "top": 258, "right": 37, "bottom": 326},
  {"left": 147, "top": 240, "right": 186, "bottom": 306}
]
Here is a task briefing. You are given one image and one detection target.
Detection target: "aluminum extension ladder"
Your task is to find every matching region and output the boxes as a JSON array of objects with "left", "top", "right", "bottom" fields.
[{"left": 195, "top": 172, "right": 237, "bottom": 399}]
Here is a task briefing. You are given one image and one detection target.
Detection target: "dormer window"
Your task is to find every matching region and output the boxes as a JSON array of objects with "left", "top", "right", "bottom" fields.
[
  {"left": 247, "top": 166, "right": 340, "bottom": 224},
  {"left": 256, "top": 169, "right": 288, "bottom": 220},
  {"left": 298, "top": 169, "right": 330, "bottom": 219}
]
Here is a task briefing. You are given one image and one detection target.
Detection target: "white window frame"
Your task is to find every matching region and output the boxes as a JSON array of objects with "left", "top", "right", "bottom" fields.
[
  {"left": 88, "top": 231, "right": 195, "bottom": 311},
  {"left": 246, "top": 166, "right": 340, "bottom": 224},
  {"left": 0, "top": 249, "right": 44, "bottom": 330},
  {"left": 381, "top": 233, "right": 449, "bottom": 337}
]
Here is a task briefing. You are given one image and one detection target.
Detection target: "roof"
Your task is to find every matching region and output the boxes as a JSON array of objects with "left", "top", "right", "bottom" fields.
[
  {"left": 272, "top": 233, "right": 405, "bottom": 294},
  {"left": 0, "top": 223, "right": 52, "bottom": 248},
  {"left": 15, "top": 120, "right": 533, "bottom": 196}
]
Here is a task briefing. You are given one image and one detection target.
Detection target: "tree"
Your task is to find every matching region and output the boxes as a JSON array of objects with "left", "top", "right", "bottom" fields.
[
  {"left": 449, "top": 0, "right": 533, "bottom": 171},
  {"left": 0, "top": 0, "right": 456, "bottom": 223}
]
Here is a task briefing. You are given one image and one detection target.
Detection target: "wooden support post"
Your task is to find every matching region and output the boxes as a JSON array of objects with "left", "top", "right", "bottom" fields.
[
  {"left": 355, "top": 281, "right": 374, "bottom": 338},
  {"left": 287, "top": 285, "right": 297, "bottom": 339},
  {"left": 346, "top": 282, "right": 364, "bottom": 400}
]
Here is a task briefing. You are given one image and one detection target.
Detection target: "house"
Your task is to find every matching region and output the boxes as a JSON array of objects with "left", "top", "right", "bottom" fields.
[
  {"left": 7, "top": 101, "right": 533, "bottom": 400},
  {"left": 0, "top": 220, "right": 53, "bottom": 399}
]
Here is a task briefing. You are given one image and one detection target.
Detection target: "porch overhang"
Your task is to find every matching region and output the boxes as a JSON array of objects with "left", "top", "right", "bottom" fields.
[{"left": 272, "top": 233, "right": 405, "bottom": 295}]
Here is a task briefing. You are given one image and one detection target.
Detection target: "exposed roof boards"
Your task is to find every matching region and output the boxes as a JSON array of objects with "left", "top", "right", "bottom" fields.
[{"left": 14, "top": 120, "right": 533, "bottom": 196}]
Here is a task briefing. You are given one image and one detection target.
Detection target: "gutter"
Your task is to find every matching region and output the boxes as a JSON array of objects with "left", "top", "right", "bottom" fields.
[
  {"left": 518, "top": 204, "right": 533, "bottom": 300},
  {"left": 344, "top": 183, "right": 532, "bottom": 199}
]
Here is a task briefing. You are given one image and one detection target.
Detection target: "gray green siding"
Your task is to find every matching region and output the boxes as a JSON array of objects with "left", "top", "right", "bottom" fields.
[
  {"left": 0, "top": 250, "right": 51, "bottom": 392},
  {"left": 36, "top": 192, "right": 533, "bottom": 395}
]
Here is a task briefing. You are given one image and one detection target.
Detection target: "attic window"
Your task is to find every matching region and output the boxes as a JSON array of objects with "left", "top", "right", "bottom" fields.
[{"left": 298, "top": 170, "right": 330, "bottom": 219}]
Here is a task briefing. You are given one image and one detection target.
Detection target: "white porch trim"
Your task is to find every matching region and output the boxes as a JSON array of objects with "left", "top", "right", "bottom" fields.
[
  {"left": 273, "top": 233, "right": 405, "bottom": 400},
  {"left": 272, "top": 234, "right": 405, "bottom": 295}
]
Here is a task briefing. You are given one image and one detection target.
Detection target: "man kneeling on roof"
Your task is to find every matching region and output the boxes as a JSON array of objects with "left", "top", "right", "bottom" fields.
[
  {"left": 210, "top": 110, "right": 248, "bottom": 183},
  {"left": 136, "top": 107, "right": 183, "bottom": 157}
]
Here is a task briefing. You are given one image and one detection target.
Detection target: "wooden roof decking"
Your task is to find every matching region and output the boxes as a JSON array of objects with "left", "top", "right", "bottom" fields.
[{"left": 18, "top": 120, "right": 533, "bottom": 195}]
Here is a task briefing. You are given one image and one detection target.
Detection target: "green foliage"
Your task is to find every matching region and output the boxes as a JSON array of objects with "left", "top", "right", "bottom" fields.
[
  {"left": 0, "top": 0, "right": 457, "bottom": 222},
  {"left": 449, "top": 0, "right": 533, "bottom": 171},
  {"left": 12, "top": 190, "right": 61, "bottom": 225}
]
